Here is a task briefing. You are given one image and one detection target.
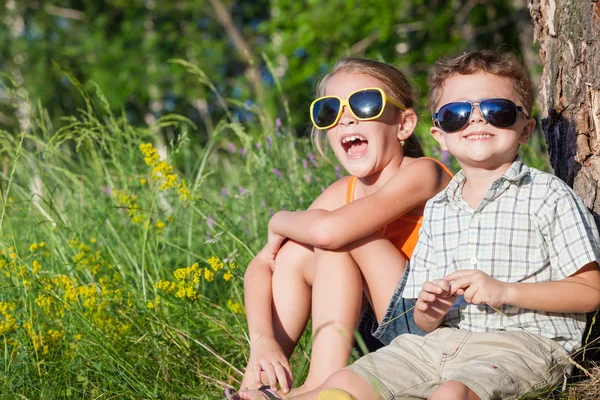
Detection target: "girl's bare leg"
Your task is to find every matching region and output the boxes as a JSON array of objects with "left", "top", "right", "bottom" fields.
[
  {"left": 345, "top": 231, "right": 406, "bottom": 322},
  {"left": 239, "top": 240, "right": 315, "bottom": 390},
  {"left": 286, "top": 232, "right": 407, "bottom": 395},
  {"left": 297, "top": 248, "right": 363, "bottom": 393},
  {"left": 240, "top": 233, "right": 406, "bottom": 395}
]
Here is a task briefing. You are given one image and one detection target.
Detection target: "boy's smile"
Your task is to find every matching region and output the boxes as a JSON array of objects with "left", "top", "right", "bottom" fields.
[{"left": 430, "top": 72, "right": 536, "bottom": 173}]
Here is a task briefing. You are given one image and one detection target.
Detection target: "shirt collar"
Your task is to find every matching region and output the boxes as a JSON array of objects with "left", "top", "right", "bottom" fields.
[{"left": 434, "top": 156, "right": 530, "bottom": 204}]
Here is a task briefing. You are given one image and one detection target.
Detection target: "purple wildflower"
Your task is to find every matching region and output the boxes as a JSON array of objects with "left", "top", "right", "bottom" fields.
[
  {"left": 228, "top": 143, "right": 236, "bottom": 153},
  {"left": 255, "top": 143, "right": 261, "bottom": 149},
  {"left": 441, "top": 150, "right": 451, "bottom": 168},
  {"left": 269, "top": 208, "right": 274, "bottom": 217},
  {"left": 260, "top": 199, "right": 266, "bottom": 208},
  {"left": 273, "top": 168, "right": 281, "bottom": 179},
  {"left": 302, "top": 159, "right": 309, "bottom": 169},
  {"left": 221, "top": 188, "right": 228, "bottom": 197},
  {"left": 335, "top": 166, "right": 343, "bottom": 179},
  {"left": 238, "top": 186, "right": 246, "bottom": 194},
  {"left": 266, "top": 135, "right": 272, "bottom": 150},
  {"left": 104, "top": 186, "right": 112, "bottom": 196},
  {"left": 207, "top": 215, "right": 214, "bottom": 229},
  {"left": 308, "top": 152, "right": 318, "bottom": 167},
  {"left": 275, "top": 117, "right": 282, "bottom": 135}
]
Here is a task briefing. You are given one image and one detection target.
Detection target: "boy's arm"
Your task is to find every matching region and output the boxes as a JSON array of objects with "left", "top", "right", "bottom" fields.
[
  {"left": 402, "top": 201, "right": 456, "bottom": 332},
  {"left": 446, "top": 262, "right": 600, "bottom": 313},
  {"left": 448, "top": 188, "right": 600, "bottom": 313},
  {"left": 269, "top": 159, "right": 449, "bottom": 251}
]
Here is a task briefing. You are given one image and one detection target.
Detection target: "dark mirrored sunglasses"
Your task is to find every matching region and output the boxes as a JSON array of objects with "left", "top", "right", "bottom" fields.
[{"left": 433, "top": 98, "right": 529, "bottom": 133}]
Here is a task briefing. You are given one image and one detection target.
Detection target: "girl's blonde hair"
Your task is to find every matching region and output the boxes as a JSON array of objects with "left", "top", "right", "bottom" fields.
[{"left": 311, "top": 57, "right": 424, "bottom": 159}]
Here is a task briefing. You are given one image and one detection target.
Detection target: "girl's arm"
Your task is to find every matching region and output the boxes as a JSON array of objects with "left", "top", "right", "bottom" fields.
[
  {"left": 269, "top": 158, "right": 450, "bottom": 251},
  {"left": 244, "top": 245, "right": 276, "bottom": 344}
]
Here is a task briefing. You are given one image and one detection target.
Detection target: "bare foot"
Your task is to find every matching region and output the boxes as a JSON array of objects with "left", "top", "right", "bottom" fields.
[{"left": 238, "top": 386, "right": 284, "bottom": 400}]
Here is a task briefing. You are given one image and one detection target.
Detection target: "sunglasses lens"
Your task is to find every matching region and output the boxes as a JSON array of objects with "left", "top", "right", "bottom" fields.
[
  {"left": 438, "top": 102, "right": 472, "bottom": 133},
  {"left": 312, "top": 98, "right": 341, "bottom": 128},
  {"left": 349, "top": 90, "right": 384, "bottom": 119},
  {"left": 480, "top": 99, "right": 518, "bottom": 128}
]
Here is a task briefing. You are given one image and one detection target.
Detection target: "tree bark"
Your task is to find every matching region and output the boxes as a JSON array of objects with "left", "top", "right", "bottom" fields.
[
  {"left": 529, "top": 0, "right": 600, "bottom": 361},
  {"left": 529, "top": 0, "right": 600, "bottom": 228}
]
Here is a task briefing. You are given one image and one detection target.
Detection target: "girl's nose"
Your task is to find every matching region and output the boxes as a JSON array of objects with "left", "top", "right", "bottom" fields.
[{"left": 338, "top": 106, "right": 357, "bottom": 126}]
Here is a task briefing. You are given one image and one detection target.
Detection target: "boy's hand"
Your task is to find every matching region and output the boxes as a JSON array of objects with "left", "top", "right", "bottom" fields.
[
  {"left": 446, "top": 270, "right": 508, "bottom": 307},
  {"left": 416, "top": 279, "right": 457, "bottom": 322},
  {"left": 249, "top": 335, "right": 293, "bottom": 393}
]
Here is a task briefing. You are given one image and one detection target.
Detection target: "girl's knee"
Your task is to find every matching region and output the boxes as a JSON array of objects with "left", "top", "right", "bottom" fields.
[{"left": 430, "top": 380, "right": 480, "bottom": 400}]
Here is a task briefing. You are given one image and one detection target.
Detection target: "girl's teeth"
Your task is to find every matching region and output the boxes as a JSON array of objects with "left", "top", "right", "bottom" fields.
[{"left": 342, "top": 135, "right": 366, "bottom": 143}]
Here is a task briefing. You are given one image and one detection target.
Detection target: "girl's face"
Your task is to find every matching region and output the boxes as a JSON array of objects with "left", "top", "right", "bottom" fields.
[{"left": 324, "top": 71, "right": 411, "bottom": 179}]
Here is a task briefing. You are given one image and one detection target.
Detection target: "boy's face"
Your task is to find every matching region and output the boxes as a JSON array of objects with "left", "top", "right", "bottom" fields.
[{"left": 430, "top": 72, "right": 536, "bottom": 170}]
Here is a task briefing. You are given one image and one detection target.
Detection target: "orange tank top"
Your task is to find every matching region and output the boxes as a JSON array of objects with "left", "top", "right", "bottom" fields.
[{"left": 345, "top": 157, "right": 453, "bottom": 260}]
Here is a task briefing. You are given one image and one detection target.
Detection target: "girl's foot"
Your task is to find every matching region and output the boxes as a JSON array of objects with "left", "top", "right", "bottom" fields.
[{"left": 237, "top": 385, "right": 284, "bottom": 399}]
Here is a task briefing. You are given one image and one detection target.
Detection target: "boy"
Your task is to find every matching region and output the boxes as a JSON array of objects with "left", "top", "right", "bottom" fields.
[{"left": 297, "top": 50, "right": 600, "bottom": 400}]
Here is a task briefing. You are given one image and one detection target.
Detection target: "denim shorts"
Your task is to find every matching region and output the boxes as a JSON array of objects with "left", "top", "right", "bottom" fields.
[{"left": 356, "top": 263, "right": 425, "bottom": 353}]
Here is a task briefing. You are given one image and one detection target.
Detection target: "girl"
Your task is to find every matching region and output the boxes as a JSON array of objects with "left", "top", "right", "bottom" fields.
[{"left": 224, "top": 58, "right": 452, "bottom": 399}]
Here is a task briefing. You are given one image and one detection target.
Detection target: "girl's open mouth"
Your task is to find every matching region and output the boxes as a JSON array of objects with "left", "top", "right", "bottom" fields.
[{"left": 341, "top": 134, "right": 368, "bottom": 157}]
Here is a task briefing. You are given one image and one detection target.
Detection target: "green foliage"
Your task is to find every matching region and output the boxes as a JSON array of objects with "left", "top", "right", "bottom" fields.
[
  {"left": 0, "top": 72, "right": 339, "bottom": 397},
  {"left": 1, "top": 0, "right": 539, "bottom": 143}
]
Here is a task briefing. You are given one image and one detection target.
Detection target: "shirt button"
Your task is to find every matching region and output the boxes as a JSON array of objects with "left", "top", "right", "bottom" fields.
[{"left": 469, "top": 257, "right": 478, "bottom": 265}]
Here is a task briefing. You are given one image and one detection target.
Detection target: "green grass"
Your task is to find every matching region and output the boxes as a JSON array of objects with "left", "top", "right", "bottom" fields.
[{"left": 0, "top": 68, "right": 564, "bottom": 399}]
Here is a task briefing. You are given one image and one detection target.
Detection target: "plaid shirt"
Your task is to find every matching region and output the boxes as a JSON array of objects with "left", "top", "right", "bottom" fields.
[{"left": 404, "top": 157, "right": 600, "bottom": 352}]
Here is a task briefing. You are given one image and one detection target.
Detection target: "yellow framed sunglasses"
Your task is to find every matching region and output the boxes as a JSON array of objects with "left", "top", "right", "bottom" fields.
[{"left": 310, "top": 87, "right": 406, "bottom": 130}]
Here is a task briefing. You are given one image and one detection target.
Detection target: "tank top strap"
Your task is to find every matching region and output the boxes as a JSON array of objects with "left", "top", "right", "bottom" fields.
[
  {"left": 421, "top": 157, "right": 454, "bottom": 177},
  {"left": 346, "top": 176, "right": 357, "bottom": 204}
]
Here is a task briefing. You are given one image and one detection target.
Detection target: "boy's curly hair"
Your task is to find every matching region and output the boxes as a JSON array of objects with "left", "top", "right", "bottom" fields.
[{"left": 428, "top": 50, "right": 534, "bottom": 115}]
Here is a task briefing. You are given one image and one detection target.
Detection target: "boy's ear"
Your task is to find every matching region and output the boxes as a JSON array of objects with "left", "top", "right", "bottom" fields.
[
  {"left": 397, "top": 108, "right": 417, "bottom": 142},
  {"left": 430, "top": 125, "right": 448, "bottom": 151},
  {"left": 518, "top": 117, "right": 536, "bottom": 144}
]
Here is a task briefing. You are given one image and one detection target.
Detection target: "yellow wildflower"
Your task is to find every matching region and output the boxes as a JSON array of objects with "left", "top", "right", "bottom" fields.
[
  {"left": 32, "top": 260, "right": 42, "bottom": 274},
  {"left": 29, "top": 243, "right": 39, "bottom": 252},
  {"left": 227, "top": 299, "right": 245, "bottom": 315},
  {"left": 223, "top": 271, "right": 233, "bottom": 282},
  {"left": 155, "top": 221, "right": 166, "bottom": 230},
  {"left": 140, "top": 178, "right": 147, "bottom": 185},
  {"left": 39, "top": 242, "right": 45, "bottom": 247},
  {"left": 204, "top": 269, "right": 215, "bottom": 282}
]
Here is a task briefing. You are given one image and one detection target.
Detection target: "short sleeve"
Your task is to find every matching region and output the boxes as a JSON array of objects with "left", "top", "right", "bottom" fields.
[
  {"left": 403, "top": 206, "right": 437, "bottom": 299},
  {"left": 539, "top": 190, "right": 600, "bottom": 278}
]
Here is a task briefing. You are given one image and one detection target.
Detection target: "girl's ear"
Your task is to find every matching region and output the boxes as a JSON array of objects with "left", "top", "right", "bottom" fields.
[
  {"left": 397, "top": 108, "right": 418, "bottom": 142},
  {"left": 430, "top": 125, "right": 448, "bottom": 151},
  {"left": 518, "top": 116, "right": 536, "bottom": 144}
]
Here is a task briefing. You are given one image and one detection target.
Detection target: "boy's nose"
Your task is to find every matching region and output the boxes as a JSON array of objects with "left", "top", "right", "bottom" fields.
[
  {"left": 338, "top": 106, "right": 357, "bottom": 126},
  {"left": 469, "top": 104, "right": 486, "bottom": 125}
]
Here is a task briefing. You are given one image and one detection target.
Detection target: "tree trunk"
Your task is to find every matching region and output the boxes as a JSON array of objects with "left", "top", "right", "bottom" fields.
[
  {"left": 529, "top": 0, "right": 600, "bottom": 361},
  {"left": 529, "top": 0, "right": 600, "bottom": 227}
]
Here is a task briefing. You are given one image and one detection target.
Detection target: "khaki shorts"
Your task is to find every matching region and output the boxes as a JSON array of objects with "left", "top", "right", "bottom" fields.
[{"left": 347, "top": 327, "right": 572, "bottom": 400}]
